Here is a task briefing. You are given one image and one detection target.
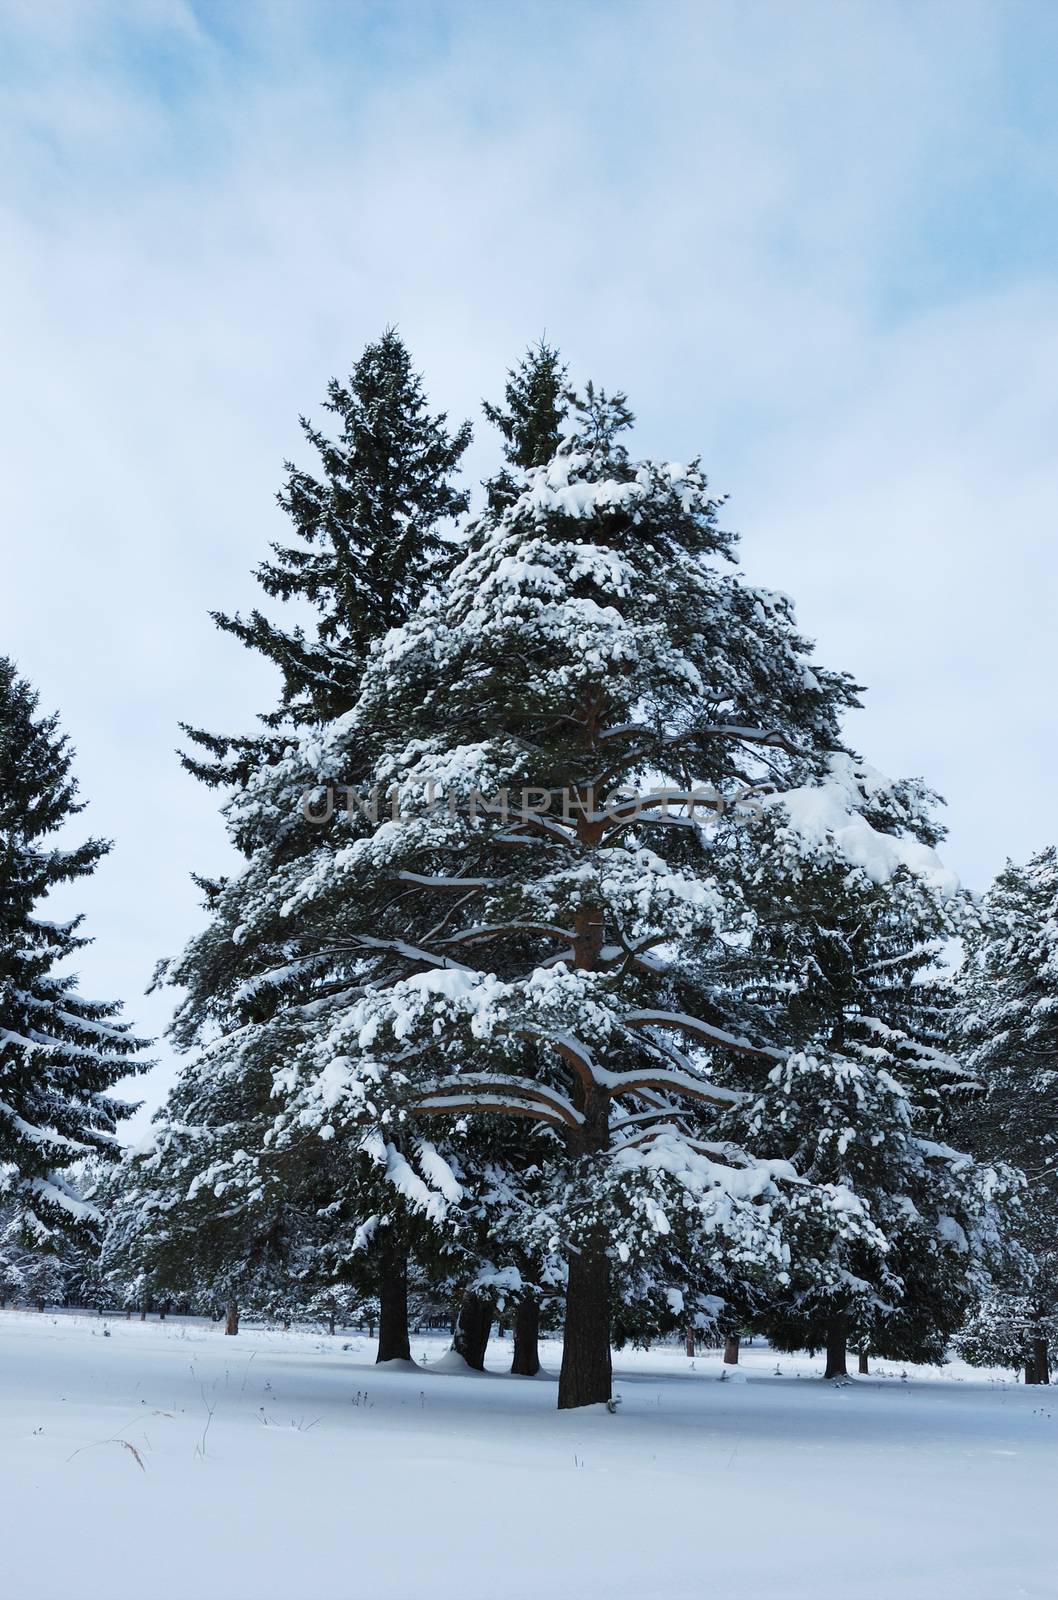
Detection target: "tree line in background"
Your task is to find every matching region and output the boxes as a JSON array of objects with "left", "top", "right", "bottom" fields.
[{"left": 2, "top": 333, "right": 1056, "bottom": 1404}]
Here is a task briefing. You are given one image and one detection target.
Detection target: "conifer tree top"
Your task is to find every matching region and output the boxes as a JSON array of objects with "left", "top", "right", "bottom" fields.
[
  {"left": 182, "top": 329, "right": 472, "bottom": 785},
  {"left": 483, "top": 340, "right": 569, "bottom": 510}
]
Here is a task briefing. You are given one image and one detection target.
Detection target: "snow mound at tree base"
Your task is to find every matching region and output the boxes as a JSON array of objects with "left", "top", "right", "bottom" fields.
[{"left": 427, "top": 1348, "right": 498, "bottom": 1375}]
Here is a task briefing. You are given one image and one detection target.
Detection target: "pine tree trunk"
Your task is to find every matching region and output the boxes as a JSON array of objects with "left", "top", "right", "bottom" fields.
[
  {"left": 685, "top": 1327, "right": 696, "bottom": 1357},
  {"left": 556, "top": 1063, "right": 613, "bottom": 1410},
  {"left": 453, "top": 1290, "right": 492, "bottom": 1370},
  {"left": 224, "top": 1301, "right": 239, "bottom": 1336},
  {"left": 558, "top": 1241, "right": 612, "bottom": 1409},
  {"left": 511, "top": 1297, "right": 541, "bottom": 1376},
  {"left": 1026, "top": 1337, "right": 1050, "bottom": 1384},
  {"left": 327, "top": 1311, "right": 336, "bottom": 1336},
  {"left": 376, "top": 1252, "right": 411, "bottom": 1363},
  {"left": 858, "top": 1349, "right": 869, "bottom": 1375},
  {"left": 723, "top": 1335, "right": 740, "bottom": 1365},
  {"left": 824, "top": 1315, "right": 848, "bottom": 1379},
  {"left": 1037, "top": 1338, "right": 1051, "bottom": 1384},
  {"left": 36, "top": 1298, "right": 45, "bottom": 1313}
]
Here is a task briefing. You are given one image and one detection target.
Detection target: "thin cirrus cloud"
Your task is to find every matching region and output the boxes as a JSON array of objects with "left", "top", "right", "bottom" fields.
[{"left": 1, "top": 0, "right": 1056, "bottom": 1130}]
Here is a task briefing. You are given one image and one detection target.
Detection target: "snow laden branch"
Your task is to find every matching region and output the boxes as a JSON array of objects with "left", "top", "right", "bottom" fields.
[
  {"left": 414, "top": 1072, "right": 583, "bottom": 1130},
  {"left": 622, "top": 1010, "right": 785, "bottom": 1064}
]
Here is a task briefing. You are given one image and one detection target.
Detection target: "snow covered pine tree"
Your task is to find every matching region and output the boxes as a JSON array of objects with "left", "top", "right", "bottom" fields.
[
  {"left": 124, "top": 333, "right": 473, "bottom": 1339},
  {"left": 0, "top": 659, "right": 145, "bottom": 1297},
  {"left": 955, "top": 848, "right": 1058, "bottom": 1384},
  {"left": 721, "top": 758, "right": 1009, "bottom": 1377},
  {"left": 237, "top": 381, "right": 881, "bottom": 1409}
]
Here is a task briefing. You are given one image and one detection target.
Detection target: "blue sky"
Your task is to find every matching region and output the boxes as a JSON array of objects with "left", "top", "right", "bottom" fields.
[{"left": 3, "top": 0, "right": 1058, "bottom": 1127}]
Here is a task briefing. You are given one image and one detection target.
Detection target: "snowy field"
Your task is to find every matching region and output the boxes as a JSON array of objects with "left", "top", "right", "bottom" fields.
[{"left": 0, "top": 1311, "right": 1053, "bottom": 1600}]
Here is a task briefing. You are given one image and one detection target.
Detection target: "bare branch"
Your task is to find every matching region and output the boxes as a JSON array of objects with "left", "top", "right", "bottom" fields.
[
  {"left": 598, "top": 722, "right": 800, "bottom": 754},
  {"left": 436, "top": 922, "right": 575, "bottom": 949}
]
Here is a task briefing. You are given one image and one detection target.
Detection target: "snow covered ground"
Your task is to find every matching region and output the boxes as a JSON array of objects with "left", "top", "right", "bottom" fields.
[{"left": 0, "top": 1310, "right": 1053, "bottom": 1600}]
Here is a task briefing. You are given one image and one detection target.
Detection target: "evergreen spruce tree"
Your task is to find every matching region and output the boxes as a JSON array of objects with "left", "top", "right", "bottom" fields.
[
  {"left": 97, "top": 1110, "right": 305, "bottom": 1328},
  {"left": 135, "top": 336, "right": 472, "bottom": 1343},
  {"left": 149, "top": 347, "right": 1001, "bottom": 1401},
  {"left": 0, "top": 659, "right": 146, "bottom": 1274},
  {"left": 953, "top": 848, "right": 1058, "bottom": 1383},
  {"left": 720, "top": 758, "right": 1010, "bottom": 1376},
  {"left": 0, "top": 1201, "right": 71, "bottom": 1309},
  {"left": 206, "top": 381, "right": 883, "bottom": 1409}
]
